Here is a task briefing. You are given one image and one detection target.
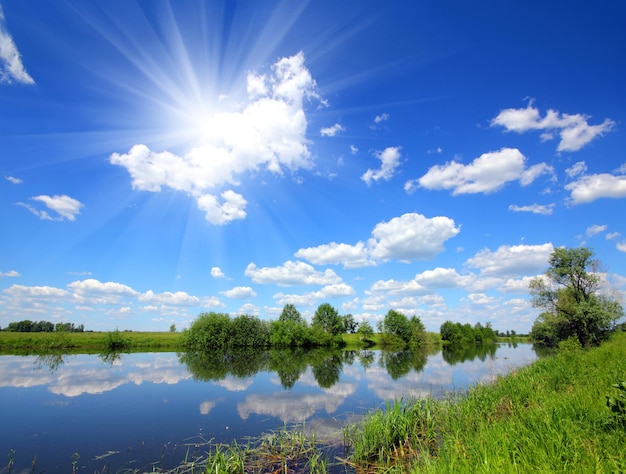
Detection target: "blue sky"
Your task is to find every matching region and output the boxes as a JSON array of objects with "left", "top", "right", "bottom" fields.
[{"left": 1, "top": 0, "right": 625, "bottom": 333}]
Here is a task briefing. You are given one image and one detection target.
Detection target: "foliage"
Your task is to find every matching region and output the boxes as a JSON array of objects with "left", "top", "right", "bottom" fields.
[
  {"left": 311, "top": 303, "right": 343, "bottom": 336},
  {"left": 530, "top": 246, "right": 624, "bottom": 347},
  {"left": 344, "top": 331, "right": 626, "bottom": 473},
  {"left": 4, "top": 320, "right": 84, "bottom": 333},
  {"left": 182, "top": 312, "right": 232, "bottom": 350},
  {"left": 342, "top": 313, "right": 358, "bottom": 333},
  {"left": 381, "top": 310, "right": 412, "bottom": 343},
  {"left": 230, "top": 314, "right": 270, "bottom": 348},
  {"left": 440, "top": 320, "right": 496, "bottom": 345},
  {"left": 105, "top": 329, "right": 130, "bottom": 351},
  {"left": 278, "top": 303, "right": 304, "bottom": 324},
  {"left": 357, "top": 320, "right": 375, "bottom": 344},
  {"left": 606, "top": 381, "right": 626, "bottom": 428}
]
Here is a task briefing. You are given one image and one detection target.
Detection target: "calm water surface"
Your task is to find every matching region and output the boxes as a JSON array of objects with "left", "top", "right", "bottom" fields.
[{"left": 0, "top": 343, "right": 538, "bottom": 472}]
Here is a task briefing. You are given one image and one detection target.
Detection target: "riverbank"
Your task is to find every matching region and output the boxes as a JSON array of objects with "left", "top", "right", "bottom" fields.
[
  {"left": 345, "top": 331, "right": 626, "bottom": 472},
  {"left": 0, "top": 330, "right": 182, "bottom": 353}
]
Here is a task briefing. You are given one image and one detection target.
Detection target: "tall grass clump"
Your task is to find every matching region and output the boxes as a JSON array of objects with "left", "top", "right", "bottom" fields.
[{"left": 344, "top": 332, "right": 626, "bottom": 473}]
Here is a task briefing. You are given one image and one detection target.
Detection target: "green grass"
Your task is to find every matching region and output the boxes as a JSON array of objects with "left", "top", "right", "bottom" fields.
[
  {"left": 344, "top": 332, "right": 626, "bottom": 473},
  {"left": 0, "top": 331, "right": 183, "bottom": 353}
]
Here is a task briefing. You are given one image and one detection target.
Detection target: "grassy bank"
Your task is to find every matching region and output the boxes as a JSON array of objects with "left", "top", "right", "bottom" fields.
[
  {"left": 0, "top": 330, "right": 182, "bottom": 353},
  {"left": 345, "top": 332, "right": 626, "bottom": 472}
]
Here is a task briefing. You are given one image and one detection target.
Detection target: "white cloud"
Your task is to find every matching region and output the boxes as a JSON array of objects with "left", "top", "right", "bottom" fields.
[
  {"left": 606, "top": 232, "right": 620, "bottom": 241},
  {"left": 0, "top": 270, "right": 20, "bottom": 278},
  {"left": 499, "top": 276, "right": 537, "bottom": 293},
  {"left": 138, "top": 290, "right": 201, "bottom": 306},
  {"left": 466, "top": 243, "right": 554, "bottom": 277},
  {"left": 197, "top": 190, "right": 247, "bottom": 225},
  {"left": 296, "top": 213, "right": 460, "bottom": 268},
  {"left": 491, "top": 103, "right": 615, "bottom": 151},
  {"left": 566, "top": 161, "right": 587, "bottom": 178},
  {"left": 565, "top": 173, "right": 626, "bottom": 205},
  {"left": 245, "top": 260, "right": 342, "bottom": 286},
  {"left": 320, "top": 123, "right": 344, "bottom": 137},
  {"left": 221, "top": 286, "right": 257, "bottom": 299},
  {"left": 368, "top": 213, "right": 460, "bottom": 261},
  {"left": 3, "top": 284, "right": 69, "bottom": 299},
  {"left": 508, "top": 203, "right": 554, "bottom": 215},
  {"left": 350, "top": 145, "right": 358, "bottom": 155},
  {"left": 618, "top": 242, "right": 626, "bottom": 253},
  {"left": 274, "top": 283, "right": 355, "bottom": 308},
  {"left": 111, "top": 52, "right": 319, "bottom": 224},
  {"left": 374, "top": 113, "right": 389, "bottom": 124},
  {"left": 295, "top": 242, "right": 373, "bottom": 268},
  {"left": 416, "top": 148, "right": 552, "bottom": 195},
  {"left": 18, "top": 195, "right": 84, "bottom": 221},
  {"left": 5, "top": 175, "right": 21, "bottom": 184},
  {"left": 586, "top": 224, "right": 607, "bottom": 238},
  {"left": 210, "top": 267, "right": 226, "bottom": 278},
  {"left": 69, "top": 279, "right": 138, "bottom": 305},
  {"left": 361, "top": 146, "right": 402, "bottom": 185},
  {"left": 0, "top": 6, "right": 35, "bottom": 85},
  {"left": 370, "top": 267, "right": 473, "bottom": 296}
]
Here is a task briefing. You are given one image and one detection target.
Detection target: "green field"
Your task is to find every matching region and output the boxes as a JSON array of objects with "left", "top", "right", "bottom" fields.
[{"left": 0, "top": 330, "right": 182, "bottom": 353}]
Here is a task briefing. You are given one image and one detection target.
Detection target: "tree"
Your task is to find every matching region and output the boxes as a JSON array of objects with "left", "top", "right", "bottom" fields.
[
  {"left": 529, "top": 247, "right": 624, "bottom": 347},
  {"left": 279, "top": 304, "right": 304, "bottom": 324},
  {"left": 342, "top": 313, "right": 358, "bottom": 333},
  {"left": 312, "top": 303, "right": 343, "bottom": 336},
  {"left": 357, "top": 320, "right": 375, "bottom": 343},
  {"left": 169, "top": 324, "right": 177, "bottom": 333},
  {"left": 382, "top": 310, "right": 411, "bottom": 343}
]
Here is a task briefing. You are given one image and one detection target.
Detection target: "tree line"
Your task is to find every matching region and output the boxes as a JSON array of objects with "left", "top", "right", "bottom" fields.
[
  {"left": 182, "top": 303, "right": 428, "bottom": 351},
  {"left": 1, "top": 320, "right": 85, "bottom": 333}
]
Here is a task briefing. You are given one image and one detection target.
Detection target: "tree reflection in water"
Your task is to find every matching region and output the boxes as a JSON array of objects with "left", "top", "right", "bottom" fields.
[{"left": 441, "top": 343, "right": 498, "bottom": 365}]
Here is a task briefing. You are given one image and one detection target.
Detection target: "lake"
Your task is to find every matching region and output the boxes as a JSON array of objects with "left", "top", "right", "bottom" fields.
[{"left": 0, "top": 343, "right": 539, "bottom": 472}]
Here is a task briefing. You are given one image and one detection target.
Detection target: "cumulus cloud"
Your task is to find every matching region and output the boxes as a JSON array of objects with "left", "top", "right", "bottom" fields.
[
  {"left": 508, "top": 203, "right": 554, "bottom": 215},
  {"left": 197, "top": 190, "right": 247, "bottom": 225},
  {"left": 466, "top": 243, "right": 554, "bottom": 277},
  {"left": 491, "top": 103, "right": 615, "bottom": 151},
  {"left": 565, "top": 172, "right": 626, "bottom": 205},
  {"left": 245, "top": 260, "right": 342, "bottom": 286},
  {"left": 221, "top": 286, "right": 257, "bottom": 299},
  {"left": 370, "top": 267, "right": 474, "bottom": 296},
  {"left": 18, "top": 195, "right": 84, "bottom": 221},
  {"left": 295, "top": 242, "right": 373, "bottom": 268},
  {"left": 274, "top": 283, "right": 355, "bottom": 307},
  {"left": 361, "top": 146, "right": 402, "bottom": 185},
  {"left": 210, "top": 267, "right": 226, "bottom": 278},
  {"left": 0, "top": 6, "right": 35, "bottom": 85},
  {"left": 320, "top": 123, "right": 344, "bottom": 137},
  {"left": 414, "top": 148, "right": 553, "bottom": 195},
  {"left": 618, "top": 242, "right": 626, "bottom": 253},
  {"left": 296, "top": 212, "right": 460, "bottom": 268},
  {"left": 586, "top": 224, "right": 607, "bottom": 238},
  {"left": 111, "top": 52, "right": 319, "bottom": 224}
]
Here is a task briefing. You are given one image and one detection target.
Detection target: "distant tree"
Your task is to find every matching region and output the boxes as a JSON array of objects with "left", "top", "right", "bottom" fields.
[
  {"left": 169, "top": 324, "right": 177, "bottom": 333},
  {"left": 279, "top": 304, "right": 304, "bottom": 324},
  {"left": 357, "top": 320, "right": 375, "bottom": 343},
  {"left": 382, "top": 310, "right": 411, "bottom": 343},
  {"left": 312, "top": 303, "right": 343, "bottom": 336},
  {"left": 182, "top": 312, "right": 232, "bottom": 350},
  {"left": 530, "top": 247, "right": 624, "bottom": 347},
  {"left": 409, "top": 315, "right": 427, "bottom": 347},
  {"left": 342, "top": 314, "right": 358, "bottom": 333}
]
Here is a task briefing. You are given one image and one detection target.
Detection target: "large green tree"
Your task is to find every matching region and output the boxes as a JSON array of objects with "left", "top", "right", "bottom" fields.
[
  {"left": 312, "top": 303, "right": 343, "bottom": 336},
  {"left": 529, "top": 247, "right": 623, "bottom": 347}
]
